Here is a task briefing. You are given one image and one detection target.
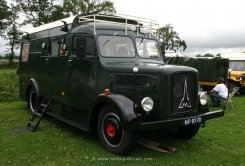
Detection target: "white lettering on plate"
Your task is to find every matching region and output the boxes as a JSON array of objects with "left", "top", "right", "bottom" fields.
[{"left": 184, "top": 117, "right": 202, "bottom": 125}]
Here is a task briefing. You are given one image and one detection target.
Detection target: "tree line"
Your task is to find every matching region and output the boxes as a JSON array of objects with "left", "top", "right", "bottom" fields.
[{"left": 0, "top": 0, "right": 186, "bottom": 64}]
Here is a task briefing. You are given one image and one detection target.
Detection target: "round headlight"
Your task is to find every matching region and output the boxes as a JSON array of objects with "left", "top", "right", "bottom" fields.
[
  {"left": 141, "top": 97, "right": 154, "bottom": 112},
  {"left": 199, "top": 92, "right": 207, "bottom": 105}
]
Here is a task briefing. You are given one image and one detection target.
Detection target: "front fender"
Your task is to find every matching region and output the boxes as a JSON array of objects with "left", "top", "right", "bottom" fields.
[{"left": 89, "top": 94, "right": 139, "bottom": 130}]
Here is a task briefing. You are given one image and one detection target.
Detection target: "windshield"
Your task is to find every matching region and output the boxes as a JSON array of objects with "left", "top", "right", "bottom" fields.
[
  {"left": 98, "top": 35, "right": 135, "bottom": 57},
  {"left": 136, "top": 38, "right": 161, "bottom": 59},
  {"left": 229, "top": 61, "right": 245, "bottom": 71}
]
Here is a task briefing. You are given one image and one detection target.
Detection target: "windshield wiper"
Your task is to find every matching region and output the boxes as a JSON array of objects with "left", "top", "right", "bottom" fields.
[
  {"left": 137, "top": 35, "right": 148, "bottom": 48},
  {"left": 103, "top": 32, "right": 117, "bottom": 46}
]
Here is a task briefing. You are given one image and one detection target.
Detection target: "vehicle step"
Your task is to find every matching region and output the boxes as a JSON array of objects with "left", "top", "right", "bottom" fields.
[{"left": 26, "top": 97, "right": 52, "bottom": 132}]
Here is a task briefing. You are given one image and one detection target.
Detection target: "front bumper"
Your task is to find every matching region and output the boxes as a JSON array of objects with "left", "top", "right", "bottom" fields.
[{"left": 139, "top": 110, "right": 224, "bottom": 131}]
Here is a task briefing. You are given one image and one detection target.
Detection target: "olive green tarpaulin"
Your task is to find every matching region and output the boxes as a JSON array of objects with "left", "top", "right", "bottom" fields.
[{"left": 165, "top": 57, "right": 229, "bottom": 82}]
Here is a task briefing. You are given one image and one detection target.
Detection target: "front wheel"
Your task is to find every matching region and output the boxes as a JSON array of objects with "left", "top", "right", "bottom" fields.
[
  {"left": 176, "top": 124, "right": 201, "bottom": 139},
  {"left": 97, "top": 106, "right": 136, "bottom": 155}
]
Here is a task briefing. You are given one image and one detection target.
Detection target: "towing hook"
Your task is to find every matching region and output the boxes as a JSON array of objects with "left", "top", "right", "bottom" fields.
[{"left": 201, "top": 122, "right": 205, "bottom": 128}]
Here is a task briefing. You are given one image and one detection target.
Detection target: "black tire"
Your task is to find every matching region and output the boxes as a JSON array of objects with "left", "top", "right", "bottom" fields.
[
  {"left": 97, "top": 106, "right": 136, "bottom": 155},
  {"left": 176, "top": 124, "right": 201, "bottom": 139},
  {"left": 27, "top": 87, "right": 39, "bottom": 114}
]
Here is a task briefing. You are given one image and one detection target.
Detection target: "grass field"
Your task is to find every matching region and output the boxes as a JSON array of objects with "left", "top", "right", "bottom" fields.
[
  {"left": 0, "top": 69, "right": 245, "bottom": 166},
  {"left": 0, "top": 69, "right": 19, "bottom": 102}
]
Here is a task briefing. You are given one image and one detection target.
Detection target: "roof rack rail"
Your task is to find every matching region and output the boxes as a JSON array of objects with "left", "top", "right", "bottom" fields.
[{"left": 77, "top": 12, "right": 159, "bottom": 38}]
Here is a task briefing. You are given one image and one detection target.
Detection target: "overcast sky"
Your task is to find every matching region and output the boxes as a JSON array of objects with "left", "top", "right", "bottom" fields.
[
  {"left": 1, "top": 0, "right": 245, "bottom": 56},
  {"left": 113, "top": 0, "right": 245, "bottom": 56}
]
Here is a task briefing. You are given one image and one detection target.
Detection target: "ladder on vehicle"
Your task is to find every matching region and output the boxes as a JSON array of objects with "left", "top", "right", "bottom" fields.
[{"left": 26, "top": 97, "right": 52, "bottom": 132}]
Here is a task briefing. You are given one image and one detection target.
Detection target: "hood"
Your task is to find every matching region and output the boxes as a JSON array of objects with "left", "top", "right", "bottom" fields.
[
  {"left": 102, "top": 59, "right": 197, "bottom": 74},
  {"left": 230, "top": 71, "right": 245, "bottom": 75}
]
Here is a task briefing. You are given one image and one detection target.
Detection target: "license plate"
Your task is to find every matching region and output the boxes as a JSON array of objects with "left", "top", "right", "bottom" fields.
[{"left": 184, "top": 117, "right": 202, "bottom": 126}]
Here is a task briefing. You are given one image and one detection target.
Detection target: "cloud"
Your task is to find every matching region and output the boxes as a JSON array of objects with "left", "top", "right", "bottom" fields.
[
  {"left": 185, "top": 29, "right": 245, "bottom": 49},
  {"left": 113, "top": 0, "right": 245, "bottom": 54}
]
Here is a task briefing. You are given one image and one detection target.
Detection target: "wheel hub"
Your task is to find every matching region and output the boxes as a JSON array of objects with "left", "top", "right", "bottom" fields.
[
  {"left": 106, "top": 123, "right": 116, "bottom": 138},
  {"left": 102, "top": 113, "right": 124, "bottom": 148}
]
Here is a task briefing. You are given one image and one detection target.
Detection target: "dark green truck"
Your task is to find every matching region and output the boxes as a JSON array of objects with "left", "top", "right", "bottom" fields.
[{"left": 19, "top": 13, "right": 224, "bottom": 155}]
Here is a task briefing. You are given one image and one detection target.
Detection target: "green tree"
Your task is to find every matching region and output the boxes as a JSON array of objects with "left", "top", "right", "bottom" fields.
[
  {"left": 0, "top": 0, "right": 12, "bottom": 36},
  {"left": 216, "top": 53, "right": 221, "bottom": 57},
  {"left": 4, "top": 3, "right": 23, "bottom": 64},
  {"left": 15, "top": 0, "right": 67, "bottom": 26},
  {"left": 157, "top": 24, "right": 187, "bottom": 51},
  {"left": 63, "top": 0, "right": 116, "bottom": 15}
]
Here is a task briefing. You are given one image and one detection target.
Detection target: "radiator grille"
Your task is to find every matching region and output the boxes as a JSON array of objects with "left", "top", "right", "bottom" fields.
[
  {"left": 172, "top": 73, "right": 197, "bottom": 113},
  {"left": 115, "top": 74, "right": 150, "bottom": 87}
]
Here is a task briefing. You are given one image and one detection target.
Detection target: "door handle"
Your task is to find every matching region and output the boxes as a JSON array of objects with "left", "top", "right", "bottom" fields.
[
  {"left": 45, "top": 58, "right": 49, "bottom": 64},
  {"left": 68, "top": 59, "right": 73, "bottom": 62}
]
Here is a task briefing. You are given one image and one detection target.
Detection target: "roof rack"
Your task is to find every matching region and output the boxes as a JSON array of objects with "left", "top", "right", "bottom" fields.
[{"left": 77, "top": 12, "right": 159, "bottom": 38}]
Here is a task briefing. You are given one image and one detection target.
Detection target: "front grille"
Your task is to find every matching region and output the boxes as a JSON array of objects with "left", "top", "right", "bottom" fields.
[
  {"left": 172, "top": 73, "right": 197, "bottom": 113},
  {"left": 115, "top": 74, "right": 150, "bottom": 87}
]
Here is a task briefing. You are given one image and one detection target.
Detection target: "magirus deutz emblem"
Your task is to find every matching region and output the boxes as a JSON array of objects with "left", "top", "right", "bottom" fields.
[{"left": 179, "top": 78, "right": 191, "bottom": 109}]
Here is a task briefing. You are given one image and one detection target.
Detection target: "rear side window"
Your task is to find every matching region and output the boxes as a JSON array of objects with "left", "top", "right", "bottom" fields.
[
  {"left": 49, "top": 38, "right": 60, "bottom": 56},
  {"left": 21, "top": 43, "right": 30, "bottom": 62}
]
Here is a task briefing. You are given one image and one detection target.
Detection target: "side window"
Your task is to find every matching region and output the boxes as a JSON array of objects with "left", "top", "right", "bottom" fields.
[
  {"left": 86, "top": 37, "right": 95, "bottom": 56},
  {"left": 21, "top": 43, "right": 30, "bottom": 62},
  {"left": 72, "top": 36, "right": 96, "bottom": 57},
  {"left": 72, "top": 36, "right": 77, "bottom": 55},
  {"left": 59, "top": 36, "right": 67, "bottom": 56},
  {"left": 49, "top": 38, "right": 60, "bottom": 56}
]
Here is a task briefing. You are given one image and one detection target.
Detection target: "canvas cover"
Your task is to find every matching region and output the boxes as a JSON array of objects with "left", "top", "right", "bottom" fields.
[{"left": 165, "top": 57, "right": 229, "bottom": 82}]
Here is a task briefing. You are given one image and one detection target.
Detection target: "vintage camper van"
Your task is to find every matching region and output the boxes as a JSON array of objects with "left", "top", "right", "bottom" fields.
[{"left": 19, "top": 12, "right": 224, "bottom": 155}]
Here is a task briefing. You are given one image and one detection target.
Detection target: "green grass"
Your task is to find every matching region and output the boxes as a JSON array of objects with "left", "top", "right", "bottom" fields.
[
  {"left": 0, "top": 62, "right": 18, "bottom": 69},
  {"left": 1, "top": 68, "right": 245, "bottom": 165},
  {"left": 0, "top": 69, "right": 19, "bottom": 102}
]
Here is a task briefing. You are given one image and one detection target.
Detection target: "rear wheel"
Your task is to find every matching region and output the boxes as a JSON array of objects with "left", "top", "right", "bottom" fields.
[
  {"left": 27, "top": 87, "right": 39, "bottom": 114},
  {"left": 176, "top": 124, "right": 201, "bottom": 139},
  {"left": 97, "top": 106, "right": 136, "bottom": 155}
]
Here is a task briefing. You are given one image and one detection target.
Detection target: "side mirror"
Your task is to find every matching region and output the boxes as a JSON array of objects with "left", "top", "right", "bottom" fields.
[{"left": 76, "top": 37, "right": 86, "bottom": 57}]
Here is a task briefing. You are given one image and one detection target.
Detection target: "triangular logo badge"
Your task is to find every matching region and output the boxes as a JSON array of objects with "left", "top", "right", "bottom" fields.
[{"left": 179, "top": 78, "right": 191, "bottom": 109}]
